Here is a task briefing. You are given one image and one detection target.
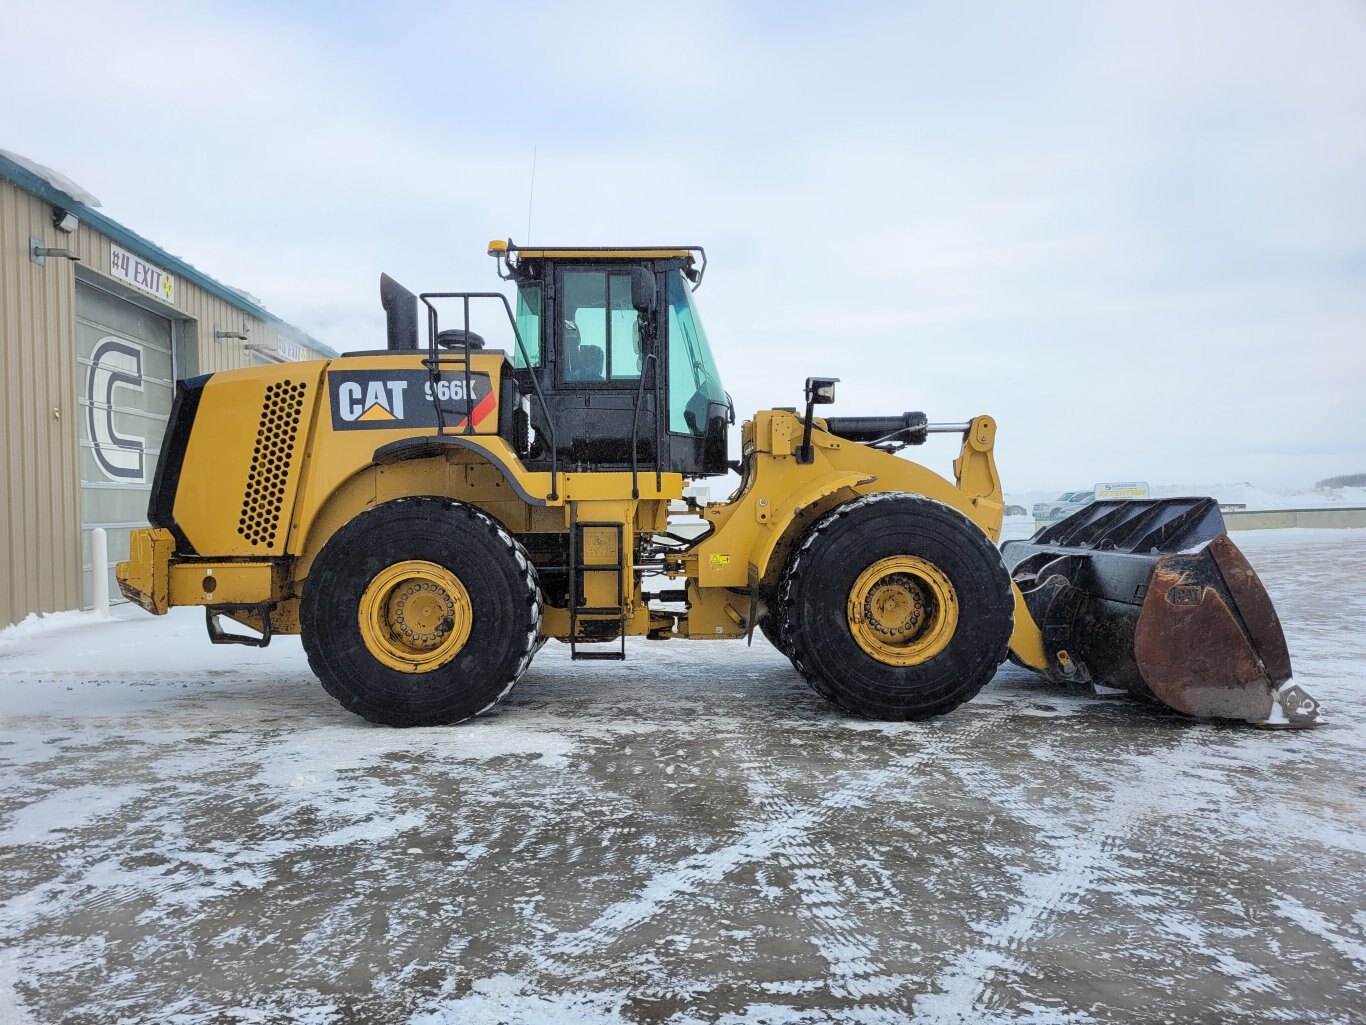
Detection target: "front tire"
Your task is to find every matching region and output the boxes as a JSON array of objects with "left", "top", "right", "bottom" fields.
[
  {"left": 781, "top": 493, "right": 1013, "bottom": 720},
  {"left": 301, "top": 497, "right": 542, "bottom": 726},
  {"left": 759, "top": 594, "right": 796, "bottom": 660}
]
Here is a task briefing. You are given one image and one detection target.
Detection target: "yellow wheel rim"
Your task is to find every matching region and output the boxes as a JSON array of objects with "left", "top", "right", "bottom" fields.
[
  {"left": 846, "top": 555, "right": 959, "bottom": 666},
  {"left": 358, "top": 560, "right": 472, "bottom": 673}
]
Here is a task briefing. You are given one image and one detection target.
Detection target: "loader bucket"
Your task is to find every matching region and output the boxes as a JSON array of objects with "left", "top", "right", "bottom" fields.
[{"left": 1001, "top": 498, "right": 1320, "bottom": 726}]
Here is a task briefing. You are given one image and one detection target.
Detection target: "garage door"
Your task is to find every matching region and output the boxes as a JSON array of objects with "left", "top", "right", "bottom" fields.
[{"left": 76, "top": 284, "right": 175, "bottom": 607}]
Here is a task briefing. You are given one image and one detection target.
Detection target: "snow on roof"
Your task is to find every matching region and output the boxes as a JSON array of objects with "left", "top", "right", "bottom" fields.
[{"left": 0, "top": 148, "right": 101, "bottom": 207}]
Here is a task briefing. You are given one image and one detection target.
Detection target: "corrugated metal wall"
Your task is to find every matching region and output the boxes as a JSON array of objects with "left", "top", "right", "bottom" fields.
[
  {"left": 1, "top": 177, "right": 333, "bottom": 627},
  {"left": 1, "top": 180, "right": 83, "bottom": 627}
]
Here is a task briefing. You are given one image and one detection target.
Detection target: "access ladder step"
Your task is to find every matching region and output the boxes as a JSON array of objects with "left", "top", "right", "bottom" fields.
[
  {"left": 566, "top": 507, "right": 629, "bottom": 662},
  {"left": 571, "top": 649, "right": 627, "bottom": 662}
]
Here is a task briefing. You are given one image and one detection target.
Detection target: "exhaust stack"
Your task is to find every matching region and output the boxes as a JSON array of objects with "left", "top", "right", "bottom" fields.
[{"left": 381, "top": 273, "right": 418, "bottom": 351}]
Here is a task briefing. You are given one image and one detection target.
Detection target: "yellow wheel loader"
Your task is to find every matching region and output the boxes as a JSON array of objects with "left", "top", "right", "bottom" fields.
[{"left": 116, "top": 241, "right": 1319, "bottom": 728}]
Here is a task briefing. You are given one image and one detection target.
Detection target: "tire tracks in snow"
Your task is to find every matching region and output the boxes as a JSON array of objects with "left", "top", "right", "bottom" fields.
[
  {"left": 1067, "top": 738, "right": 1348, "bottom": 1013},
  {"left": 911, "top": 729, "right": 1287, "bottom": 1023},
  {"left": 725, "top": 726, "right": 905, "bottom": 1002},
  {"left": 530, "top": 707, "right": 1014, "bottom": 981}
]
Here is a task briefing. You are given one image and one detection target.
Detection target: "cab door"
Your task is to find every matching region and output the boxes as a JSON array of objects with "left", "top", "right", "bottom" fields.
[{"left": 548, "top": 265, "right": 658, "bottom": 467}]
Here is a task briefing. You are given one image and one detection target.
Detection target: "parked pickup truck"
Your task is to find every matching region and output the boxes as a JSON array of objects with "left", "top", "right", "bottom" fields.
[
  {"left": 1032, "top": 490, "right": 1095, "bottom": 520},
  {"left": 1033, "top": 482, "right": 1152, "bottom": 522}
]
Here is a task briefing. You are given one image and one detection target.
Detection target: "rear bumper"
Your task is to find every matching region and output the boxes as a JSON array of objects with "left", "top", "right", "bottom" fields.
[
  {"left": 117, "top": 527, "right": 175, "bottom": 614},
  {"left": 118, "top": 527, "right": 282, "bottom": 615}
]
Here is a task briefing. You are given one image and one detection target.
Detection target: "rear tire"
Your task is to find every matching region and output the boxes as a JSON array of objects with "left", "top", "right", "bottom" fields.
[
  {"left": 301, "top": 497, "right": 542, "bottom": 726},
  {"left": 782, "top": 493, "right": 1013, "bottom": 720}
]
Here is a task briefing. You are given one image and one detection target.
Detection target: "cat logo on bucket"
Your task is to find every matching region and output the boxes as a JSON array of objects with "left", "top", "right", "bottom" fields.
[{"left": 327, "top": 368, "right": 495, "bottom": 432}]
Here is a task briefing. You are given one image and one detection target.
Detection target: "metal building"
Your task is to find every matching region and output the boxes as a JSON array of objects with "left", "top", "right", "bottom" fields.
[{"left": 1, "top": 150, "right": 338, "bottom": 628}]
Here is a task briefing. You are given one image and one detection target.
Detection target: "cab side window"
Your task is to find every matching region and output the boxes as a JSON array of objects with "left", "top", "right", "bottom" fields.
[
  {"left": 665, "top": 268, "right": 723, "bottom": 435},
  {"left": 513, "top": 283, "right": 542, "bottom": 368},
  {"left": 561, "top": 270, "right": 643, "bottom": 383}
]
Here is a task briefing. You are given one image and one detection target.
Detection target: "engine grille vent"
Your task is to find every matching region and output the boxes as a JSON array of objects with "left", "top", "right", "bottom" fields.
[{"left": 238, "top": 379, "right": 306, "bottom": 549}]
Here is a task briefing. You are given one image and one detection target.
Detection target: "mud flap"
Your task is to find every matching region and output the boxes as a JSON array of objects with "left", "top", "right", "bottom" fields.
[{"left": 1002, "top": 498, "right": 1320, "bottom": 727}]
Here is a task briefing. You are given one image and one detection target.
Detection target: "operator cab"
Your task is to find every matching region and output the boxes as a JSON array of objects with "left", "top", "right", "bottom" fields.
[{"left": 492, "top": 241, "right": 732, "bottom": 478}]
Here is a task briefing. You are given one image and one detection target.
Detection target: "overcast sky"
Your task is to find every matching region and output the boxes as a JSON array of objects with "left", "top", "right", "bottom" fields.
[{"left": 5, "top": 1, "right": 1364, "bottom": 491}]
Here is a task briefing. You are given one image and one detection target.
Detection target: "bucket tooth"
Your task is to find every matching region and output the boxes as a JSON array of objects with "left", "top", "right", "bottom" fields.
[{"left": 1274, "top": 683, "right": 1322, "bottom": 726}]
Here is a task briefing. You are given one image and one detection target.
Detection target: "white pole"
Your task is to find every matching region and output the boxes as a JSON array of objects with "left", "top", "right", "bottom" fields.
[{"left": 91, "top": 527, "right": 110, "bottom": 618}]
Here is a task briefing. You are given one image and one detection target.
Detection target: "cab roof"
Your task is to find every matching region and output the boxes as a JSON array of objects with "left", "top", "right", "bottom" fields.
[
  {"left": 488, "top": 239, "right": 706, "bottom": 286},
  {"left": 488, "top": 240, "right": 700, "bottom": 262}
]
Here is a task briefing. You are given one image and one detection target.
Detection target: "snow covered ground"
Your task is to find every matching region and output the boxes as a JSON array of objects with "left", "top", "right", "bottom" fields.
[{"left": 1, "top": 529, "right": 1363, "bottom": 1024}]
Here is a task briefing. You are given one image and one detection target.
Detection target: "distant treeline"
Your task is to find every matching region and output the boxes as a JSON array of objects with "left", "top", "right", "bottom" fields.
[{"left": 1316, "top": 473, "right": 1366, "bottom": 488}]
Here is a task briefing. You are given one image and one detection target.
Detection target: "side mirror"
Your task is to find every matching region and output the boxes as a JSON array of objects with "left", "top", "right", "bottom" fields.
[
  {"left": 799, "top": 376, "right": 840, "bottom": 464},
  {"left": 630, "top": 268, "right": 657, "bottom": 316},
  {"left": 805, "top": 376, "right": 840, "bottom": 405}
]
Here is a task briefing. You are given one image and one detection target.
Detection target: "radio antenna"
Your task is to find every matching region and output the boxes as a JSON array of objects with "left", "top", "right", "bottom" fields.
[{"left": 525, "top": 146, "right": 538, "bottom": 243}]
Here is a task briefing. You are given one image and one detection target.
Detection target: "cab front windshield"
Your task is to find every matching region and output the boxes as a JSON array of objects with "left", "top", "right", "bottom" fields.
[{"left": 666, "top": 270, "right": 725, "bottom": 435}]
